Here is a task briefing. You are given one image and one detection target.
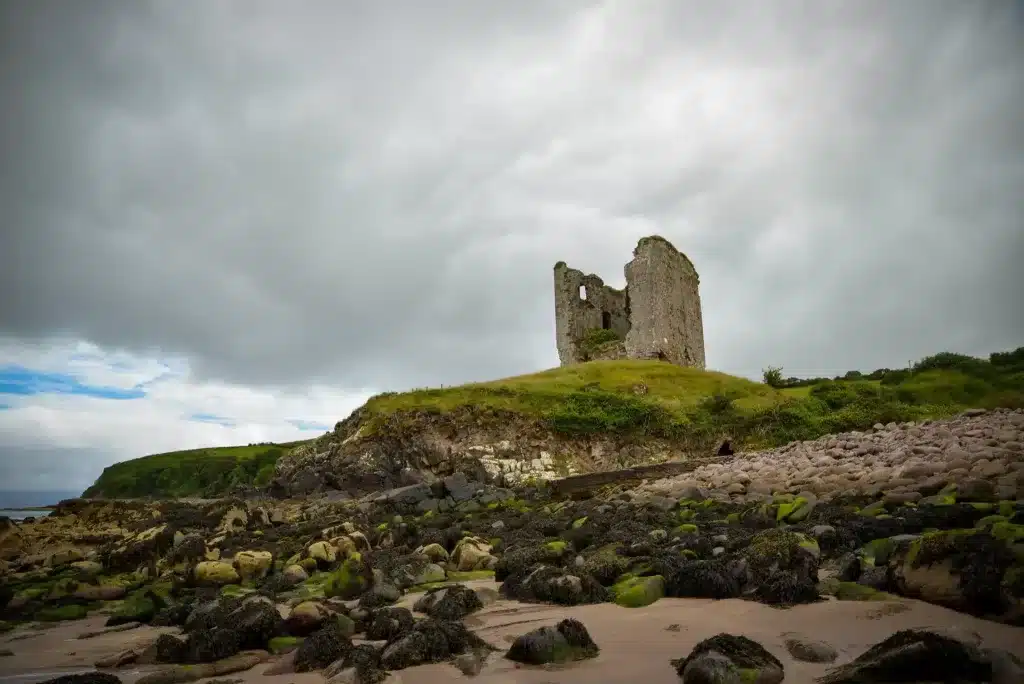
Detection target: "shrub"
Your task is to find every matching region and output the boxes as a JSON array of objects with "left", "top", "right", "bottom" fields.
[{"left": 762, "top": 366, "right": 784, "bottom": 388}]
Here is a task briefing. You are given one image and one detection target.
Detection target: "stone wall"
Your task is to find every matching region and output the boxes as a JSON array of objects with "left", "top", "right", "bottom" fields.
[
  {"left": 553, "top": 262, "right": 630, "bottom": 366},
  {"left": 623, "top": 236, "right": 706, "bottom": 369},
  {"left": 553, "top": 235, "right": 705, "bottom": 369}
]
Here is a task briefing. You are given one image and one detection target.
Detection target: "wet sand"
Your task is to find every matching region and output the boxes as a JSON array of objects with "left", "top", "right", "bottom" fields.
[{"left": 2, "top": 589, "right": 1022, "bottom": 684}]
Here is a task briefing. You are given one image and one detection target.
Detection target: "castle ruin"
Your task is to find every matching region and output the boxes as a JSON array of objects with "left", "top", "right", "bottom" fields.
[{"left": 553, "top": 235, "right": 706, "bottom": 368}]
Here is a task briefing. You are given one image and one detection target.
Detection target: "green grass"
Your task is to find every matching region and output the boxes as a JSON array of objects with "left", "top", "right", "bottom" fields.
[
  {"left": 81, "top": 347, "right": 1024, "bottom": 499},
  {"left": 361, "top": 348, "right": 1024, "bottom": 452},
  {"left": 83, "top": 440, "right": 312, "bottom": 499}
]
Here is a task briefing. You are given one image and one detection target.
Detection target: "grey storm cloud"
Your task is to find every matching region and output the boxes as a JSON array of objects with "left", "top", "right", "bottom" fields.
[{"left": 2, "top": 0, "right": 1023, "bottom": 391}]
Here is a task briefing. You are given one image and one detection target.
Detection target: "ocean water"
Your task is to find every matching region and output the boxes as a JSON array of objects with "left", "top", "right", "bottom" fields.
[{"left": 0, "top": 490, "right": 79, "bottom": 519}]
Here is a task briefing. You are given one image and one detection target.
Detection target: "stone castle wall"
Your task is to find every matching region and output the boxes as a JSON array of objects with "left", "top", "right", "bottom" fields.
[{"left": 553, "top": 235, "right": 705, "bottom": 369}]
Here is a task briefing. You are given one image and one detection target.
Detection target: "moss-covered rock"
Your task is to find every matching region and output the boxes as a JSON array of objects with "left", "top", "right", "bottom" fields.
[
  {"left": 232, "top": 550, "right": 273, "bottom": 582},
  {"left": 612, "top": 575, "right": 665, "bottom": 608},
  {"left": 36, "top": 603, "right": 91, "bottom": 622},
  {"left": 451, "top": 537, "right": 493, "bottom": 572},
  {"left": 192, "top": 560, "right": 241, "bottom": 587},
  {"left": 895, "top": 527, "right": 1021, "bottom": 621},
  {"left": 307, "top": 541, "right": 336, "bottom": 567},
  {"left": 324, "top": 553, "right": 370, "bottom": 600},
  {"left": 268, "top": 635, "right": 302, "bottom": 654}
]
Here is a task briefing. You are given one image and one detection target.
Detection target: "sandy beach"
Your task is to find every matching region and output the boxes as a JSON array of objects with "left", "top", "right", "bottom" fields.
[{"left": 2, "top": 585, "right": 1022, "bottom": 684}]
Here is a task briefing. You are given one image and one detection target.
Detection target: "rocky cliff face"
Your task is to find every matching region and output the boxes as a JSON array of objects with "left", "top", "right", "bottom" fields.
[{"left": 270, "top": 406, "right": 689, "bottom": 499}]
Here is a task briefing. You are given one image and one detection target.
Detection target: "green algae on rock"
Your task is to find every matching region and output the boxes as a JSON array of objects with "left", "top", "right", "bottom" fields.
[{"left": 612, "top": 575, "right": 665, "bottom": 608}]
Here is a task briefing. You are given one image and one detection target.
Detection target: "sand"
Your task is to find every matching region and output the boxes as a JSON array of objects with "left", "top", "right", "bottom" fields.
[{"left": 2, "top": 586, "right": 1022, "bottom": 684}]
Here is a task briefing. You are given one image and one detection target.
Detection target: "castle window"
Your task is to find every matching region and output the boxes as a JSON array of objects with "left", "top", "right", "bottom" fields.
[
  {"left": 579, "top": 285, "right": 587, "bottom": 300},
  {"left": 602, "top": 311, "right": 611, "bottom": 329}
]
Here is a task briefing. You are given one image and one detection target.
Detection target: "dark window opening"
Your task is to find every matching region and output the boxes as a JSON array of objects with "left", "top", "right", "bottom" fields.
[{"left": 601, "top": 311, "right": 612, "bottom": 329}]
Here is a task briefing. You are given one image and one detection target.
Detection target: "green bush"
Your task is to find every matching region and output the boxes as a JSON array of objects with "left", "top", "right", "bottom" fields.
[{"left": 762, "top": 366, "right": 784, "bottom": 388}]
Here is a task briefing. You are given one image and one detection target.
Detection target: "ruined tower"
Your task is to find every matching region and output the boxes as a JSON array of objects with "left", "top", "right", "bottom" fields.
[{"left": 553, "top": 236, "right": 705, "bottom": 369}]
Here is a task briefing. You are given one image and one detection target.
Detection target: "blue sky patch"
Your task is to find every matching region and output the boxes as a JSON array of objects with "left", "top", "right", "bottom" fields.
[
  {"left": 0, "top": 366, "right": 146, "bottom": 400},
  {"left": 188, "top": 413, "right": 236, "bottom": 427},
  {"left": 288, "top": 419, "right": 331, "bottom": 432}
]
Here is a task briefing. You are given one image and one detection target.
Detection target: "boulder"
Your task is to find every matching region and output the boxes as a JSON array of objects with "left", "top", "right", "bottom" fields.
[
  {"left": 451, "top": 536, "right": 493, "bottom": 572},
  {"left": 192, "top": 561, "right": 241, "bottom": 587},
  {"left": 671, "top": 634, "right": 784, "bottom": 684},
  {"left": 817, "top": 629, "right": 994, "bottom": 683},
  {"left": 379, "top": 618, "right": 492, "bottom": 670},
  {"left": 505, "top": 618, "right": 599, "bottom": 665},
  {"left": 413, "top": 584, "right": 483, "bottom": 620},
  {"left": 232, "top": 550, "right": 273, "bottom": 581},
  {"left": 294, "top": 621, "right": 353, "bottom": 672}
]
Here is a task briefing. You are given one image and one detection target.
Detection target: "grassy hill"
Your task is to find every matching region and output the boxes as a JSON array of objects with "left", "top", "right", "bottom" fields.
[
  {"left": 83, "top": 347, "right": 1023, "bottom": 499},
  {"left": 359, "top": 348, "right": 1023, "bottom": 449},
  {"left": 82, "top": 440, "right": 312, "bottom": 499}
]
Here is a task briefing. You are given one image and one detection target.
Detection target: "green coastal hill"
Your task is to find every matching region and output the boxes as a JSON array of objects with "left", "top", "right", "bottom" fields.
[{"left": 83, "top": 347, "right": 1024, "bottom": 499}]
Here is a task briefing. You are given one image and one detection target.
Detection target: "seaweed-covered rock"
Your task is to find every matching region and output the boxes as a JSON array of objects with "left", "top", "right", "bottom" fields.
[
  {"left": 106, "top": 589, "right": 165, "bottom": 626},
  {"left": 505, "top": 618, "right": 599, "bottom": 665},
  {"left": 284, "top": 600, "right": 332, "bottom": 636},
  {"left": 325, "top": 554, "right": 372, "bottom": 600},
  {"left": 671, "top": 634, "right": 784, "bottom": 684},
  {"left": 412, "top": 584, "right": 483, "bottom": 620},
  {"left": 743, "top": 529, "right": 820, "bottom": 605},
  {"left": 229, "top": 596, "right": 283, "bottom": 650},
  {"left": 816, "top": 629, "right": 992, "bottom": 683},
  {"left": 38, "top": 675, "right": 122, "bottom": 684},
  {"left": 294, "top": 621, "right": 353, "bottom": 672},
  {"left": 379, "top": 618, "right": 492, "bottom": 670},
  {"left": 103, "top": 524, "right": 176, "bottom": 573},
  {"left": 323, "top": 643, "right": 389, "bottom": 684},
  {"left": 500, "top": 565, "right": 609, "bottom": 606},
  {"left": 891, "top": 528, "right": 1021, "bottom": 622},
  {"left": 365, "top": 606, "right": 415, "bottom": 642},
  {"left": 661, "top": 559, "right": 743, "bottom": 600},
  {"left": 358, "top": 581, "right": 401, "bottom": 609}
]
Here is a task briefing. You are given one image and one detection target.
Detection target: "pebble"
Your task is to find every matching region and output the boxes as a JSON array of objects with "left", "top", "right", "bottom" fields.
[{"left": 642, "top": 409, "right": 1024, "bottom": 501}]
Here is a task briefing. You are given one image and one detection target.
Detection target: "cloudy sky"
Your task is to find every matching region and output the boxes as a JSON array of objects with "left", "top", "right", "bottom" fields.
[{"left": 1, "top": 1, "right": 1022, "bottom": 493}]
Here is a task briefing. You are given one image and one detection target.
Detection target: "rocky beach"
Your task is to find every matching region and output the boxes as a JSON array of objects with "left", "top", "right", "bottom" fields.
[{"left": 1, "top": 407, "right": 1022, "bottom": 683}]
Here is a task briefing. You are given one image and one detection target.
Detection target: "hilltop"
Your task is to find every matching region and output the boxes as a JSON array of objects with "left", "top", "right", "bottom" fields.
[
  {"left": 272, "top": 348, "right": 1024, "bottom": 497},
  {"left": 81, "top": 347, "right": 1024, "bottom": 500},
  {"left": 82, "top": 440, "right": 312, "bottom": 499}
]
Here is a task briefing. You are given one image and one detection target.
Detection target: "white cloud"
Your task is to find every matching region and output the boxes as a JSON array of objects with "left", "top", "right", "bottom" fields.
[{"left": 0, "top": 339, "right": 372, "bottom": 491}]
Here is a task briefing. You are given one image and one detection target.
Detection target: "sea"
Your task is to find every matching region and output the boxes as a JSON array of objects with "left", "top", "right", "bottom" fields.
[{"left": 0, "top": 490, "right": 80, "bottom": 520}]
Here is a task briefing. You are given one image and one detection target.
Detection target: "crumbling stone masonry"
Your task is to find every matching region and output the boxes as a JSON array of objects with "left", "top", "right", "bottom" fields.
[{"left": 553, "top": 235, "right": 706, "bottom": 368}]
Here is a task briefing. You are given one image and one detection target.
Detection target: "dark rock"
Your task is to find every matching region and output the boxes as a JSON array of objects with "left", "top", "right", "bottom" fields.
[
  {"left": 661, "top": 559, "right": 742, "bottom": 599},
  {"left": 294, "top": 621, "right": 353, "bottom": 672},
  {"left": 385, "top": 484, "right": 433, "bottom": 507},
  {"left": 379, "top": 618, "right": 492, "bottom": 670},
  {"left": 783, "top": 636, "right": 837, "bottom": 664},
  {"left": 443, "top": 472, "right": 475, "bottom": 503},
  {"left": 229, "top": 596, "right": 284, "bottom": 650},
  {"left": 856, "top": 566, "right": 889, "bottom": 592},
  {"left": 500, "top": 565, "right": 609, "bottom": 606},
  {"left": 38, "top": 675, "right": 122, "bottom": 684},
  {"left": 743, "top": 529, "right": 820, "bottom": 605},
  {"left": 835, "top": 552, "right": 861, "bottom": 582},
  {"left": 672, "top": 634, "right": 784, "bottom": 684},
  {"left": 149, "top": 633, "right": 188, "bottom": 664},
  {"left": 365, "top": 606, "right": 415, "bottom": 642},
  {"left": 358, "top": 582, "right": 401, "bottom": 609},
  {"left": 413, "top": 584, "right": 483, "bottom": 621},
  {"left": 817, "top": 629, "right": 992, "bottom": 683},
  {"left": 505, "top": 618, "right": 599, "bottom": 665}
]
